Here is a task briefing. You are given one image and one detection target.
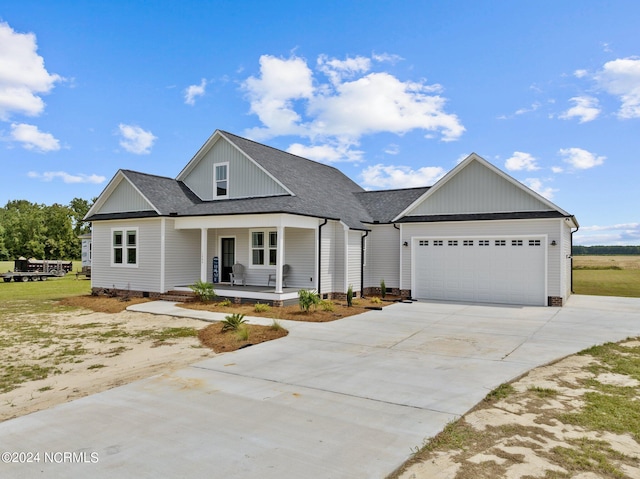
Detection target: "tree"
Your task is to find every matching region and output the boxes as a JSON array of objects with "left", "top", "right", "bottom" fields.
[{"left": 69, "top": 197, "right": 93, "bottom": 236}]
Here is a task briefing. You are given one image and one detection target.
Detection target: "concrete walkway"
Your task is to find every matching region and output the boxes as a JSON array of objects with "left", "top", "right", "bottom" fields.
[{"left": 1, "top": 295, "right": 639, "bottom": 478}]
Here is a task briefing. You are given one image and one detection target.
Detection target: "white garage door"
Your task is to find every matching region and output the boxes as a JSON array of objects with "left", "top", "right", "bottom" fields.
[{"left": 413, "top": 237, "right": 546, "bottom": 306}]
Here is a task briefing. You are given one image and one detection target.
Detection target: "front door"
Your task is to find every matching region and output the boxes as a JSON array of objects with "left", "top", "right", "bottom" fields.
[{"left": 221, "top": 238, "right": 235, "bottom": 283}]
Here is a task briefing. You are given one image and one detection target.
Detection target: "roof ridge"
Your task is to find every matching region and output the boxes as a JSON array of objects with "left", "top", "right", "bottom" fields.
[{"left": 121, "top": 169, "right": 175, "bottom": 181}]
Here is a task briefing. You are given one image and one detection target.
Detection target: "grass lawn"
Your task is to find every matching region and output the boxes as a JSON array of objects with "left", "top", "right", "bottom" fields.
[{"left": 573, "top": 256, "right": 640, "bottom": 298}]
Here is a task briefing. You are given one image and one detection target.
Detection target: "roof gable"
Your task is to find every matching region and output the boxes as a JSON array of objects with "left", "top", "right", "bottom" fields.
[
  {"left": 177, "top": 131, "right": 291, "bottom": 200},
  {"left": 394, "top": 153, "right": 569, "bottom": 221},
  {"left": 85, "top": 171, "right": 157, "bottom": 218}
]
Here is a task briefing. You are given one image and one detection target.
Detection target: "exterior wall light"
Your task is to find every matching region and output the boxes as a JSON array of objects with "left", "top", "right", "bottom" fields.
[{"left": 550, "top": 240, "right": 557, "bottom": 246}]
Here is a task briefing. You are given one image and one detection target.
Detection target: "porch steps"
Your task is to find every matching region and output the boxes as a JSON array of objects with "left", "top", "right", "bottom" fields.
[{"left": 159, "top": 290, "right": 196, "bottom": 303}]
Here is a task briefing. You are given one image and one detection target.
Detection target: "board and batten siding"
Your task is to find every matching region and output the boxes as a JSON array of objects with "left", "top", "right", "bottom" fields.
[
  {"left": 400, "top": 219, "right": 565, "bottom": 298},
  {"left": 283, "top": 228, "right": 316, "bottom": 290},
  {"left": 91, "top": 219, "right": 162, "bottom": 292},
  {"left": 182, "top": 137, "right": 288, "bottom": 200},
  {"left": 561, "top": 219, "right": 573, "bottom": 301},
  {"left": 364, "top": 224, "right": 400, "bottom": 290},
  {"left": 320, "top": 221, "right": 344, "bottom": 295},
  {"left": 98, "top": 178, "right": 154, "bottom": 214},
  {"left": 408, "top": 160, "right": 552, "bottom": 216}
]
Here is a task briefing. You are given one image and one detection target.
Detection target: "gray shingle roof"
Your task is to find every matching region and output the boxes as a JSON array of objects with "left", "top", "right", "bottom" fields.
[{"left": 354, "top": 187, "right": 430, "bottom": 223}]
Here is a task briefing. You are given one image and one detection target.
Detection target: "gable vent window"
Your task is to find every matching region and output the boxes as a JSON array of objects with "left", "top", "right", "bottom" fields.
[
  {"left": 479, "top": 240, "right": 490, "bottom": 246},
  {"left": 463, "top": 240, "right": 474, "bottom": 246},
  {"left": 529, "top": 239, "right": 541, "bottom": 246},
  {"left": 495, "top": 240, "right": 506, "bottom": 246},
  {"left": 448, "top": 240, "right": 458, "bottom": 246},
  {"left": 215, "top": 163, "right": 229, "bottom": 198},
  {"left": 112, "top": 228, "right": 138, "bottom": 267},
  {"left": 434, "top": 240, "right": 443, "bottom": 246},
  {"left": 512, "top": 240, "right": 523, "bottom": 246}
]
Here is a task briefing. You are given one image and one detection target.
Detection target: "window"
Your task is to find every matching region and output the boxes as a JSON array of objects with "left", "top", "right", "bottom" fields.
[
  {"left": 251, "top": 230, "right": 277, "bottom": 266},
  {"left": 463, "top": 240, "right": 474, "bottom": 246},
  {"left": 495, "top": 240, "right": 506, "bottom": 246},
  {"left": 112, "top": 228, "right": 137, "bottom": 266},
  {"left": 419, "top": 240, "right": 429, "bottom": 246},
  {"left": 448, "top": 240, "right": 458, "bottom": 246},
  {"left": 512, "top": 239, "right": 523, "bottom": 246},
  {"left": 529, "top": 239, "right": 541, "bottom": 246},
  {"left": 215, "top": 163, "right": 228, "bottom": 198},
  {"left": 479, "top": 240, "right": 490, "bottom": 246},
  {"left": 434, "top": 240, "right": 443, "bottom": 246}
]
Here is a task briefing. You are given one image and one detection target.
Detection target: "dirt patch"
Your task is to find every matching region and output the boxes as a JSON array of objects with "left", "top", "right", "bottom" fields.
[
  {"left": 181, "top": 296, "right": 398, "bottom": 322},
  {"left": 58, "top": 295, "right": 152, "bottom": 313},
  {"left": 391, "top": 338, "right": 640, "bottom": 479}
]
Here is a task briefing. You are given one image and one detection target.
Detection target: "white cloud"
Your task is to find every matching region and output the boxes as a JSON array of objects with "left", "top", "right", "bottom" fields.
[
  {"left": 184, "top": 78, "right": 207, "bottom": 105},
  {"left": 384, "top": 143, "right": 400, "bottom": 155},
  {"left": 515, "top": 102, "right": 541, "bottom": 115},
  {"left": 574, "top": 69, "right": 588, "bottom": 78},
  {"left": 504, "top": 151, "right": 539, "bottom": 171},
  {"left": 287, "top": 142, "right": 364, "bottom": 163},
  {"left": 551, "top": 166, "right": 564, "bottom": 173},
  {"left": 595, "top": 57, "right": 640, "bottom": 118},
  {"left": 558, "top": 147, "right": 605, "bottom": 169},
  {"left": 0, "top": 22, "right": 61, "bottom": 120},
  {"left": 242, "top": 54, "right": 464, "bottom": 161},
  {"left": 360, "top": 164, "right": 445, "bottom": 189},
  {"left": 10, "top": 123, "right": 60, "bottom": 152},
  {"left": 574, "top": 222, "right": 640, "bottom": 246},
  {"left": 28, "top": 171, "right": 105, "bottom": 184},
  {"left": 523, "top": 178, "right": 557, "bottom": 200},
  {"left": 117, "top": 123, "right": 157, "bottom": 154},
  {"left": 559, "top": 96, "right": 600, "bottom": 123}
]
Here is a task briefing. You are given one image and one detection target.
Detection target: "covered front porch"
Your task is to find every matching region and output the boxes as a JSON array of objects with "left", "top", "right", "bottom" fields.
[{"left": 175, "top": 283, "right": 300, "bottom": 306}]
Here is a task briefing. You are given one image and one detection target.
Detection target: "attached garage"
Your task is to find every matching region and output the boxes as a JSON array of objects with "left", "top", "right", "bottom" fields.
[{"left": 412, "top": 236, "right": 547, "bottom": 306}]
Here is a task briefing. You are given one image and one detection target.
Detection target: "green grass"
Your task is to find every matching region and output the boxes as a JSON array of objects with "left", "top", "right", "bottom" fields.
[{"left": 573, "top": 269, "right": 640, "bottom": 297}]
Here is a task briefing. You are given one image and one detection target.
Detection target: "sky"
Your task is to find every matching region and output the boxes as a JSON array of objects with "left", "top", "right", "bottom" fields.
[{"left": 1, "top": 0, "right": 639, "bottom": 246}]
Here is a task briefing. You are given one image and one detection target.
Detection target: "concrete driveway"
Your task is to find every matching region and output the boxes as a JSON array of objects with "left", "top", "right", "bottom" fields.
[{"left": 1, "top": 295, "right": 639, "bottom": 478}]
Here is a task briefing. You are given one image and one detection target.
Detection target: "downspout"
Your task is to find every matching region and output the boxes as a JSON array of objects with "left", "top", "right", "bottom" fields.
[
  {"left": 360, "top": 230, "right": 369, "bottom": 298},
  {"left": 317, "top": 219, "right": 328, "bottom": 296},
  {"left": 570, "top": 219, "right": 579, "bottom": 294}
]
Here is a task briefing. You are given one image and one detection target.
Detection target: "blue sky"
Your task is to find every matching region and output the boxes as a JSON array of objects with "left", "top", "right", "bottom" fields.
[{"left": 1, "top": 1, "right": 639, "bottom": 245}]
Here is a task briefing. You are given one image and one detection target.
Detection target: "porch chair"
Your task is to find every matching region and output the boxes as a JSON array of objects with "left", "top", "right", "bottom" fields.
[
  {"left": 230, "top": 263, "right": 246, "bottom": 286},
  {"left": 268, "top": 264, "right": 290, "bottom": 287}
]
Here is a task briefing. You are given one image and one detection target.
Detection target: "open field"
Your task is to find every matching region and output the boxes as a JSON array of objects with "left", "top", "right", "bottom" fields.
[{"left": 573, "top": 256, "right": 640, "bottom": 298}]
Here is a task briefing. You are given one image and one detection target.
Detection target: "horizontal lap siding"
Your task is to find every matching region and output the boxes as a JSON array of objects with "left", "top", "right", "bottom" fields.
[
  {"left": 347, "top": 231, "right": 362, "bottom": 292},
  {"left": 365, "top": 225, "right": 400, "bottom": 289},
  {"left": 92, "top": 219, "right": 162, "bottom": 292},
  {"left": 164, "top": 220, "right": 200, "bottom": 290},
  {"left": 401, "top": 219, "right": 563, "bottom": 297}
]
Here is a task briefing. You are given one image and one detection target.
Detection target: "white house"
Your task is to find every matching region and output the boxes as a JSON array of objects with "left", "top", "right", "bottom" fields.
[{"left": 85, "top": 129, "right": 578, "bottom": 306}]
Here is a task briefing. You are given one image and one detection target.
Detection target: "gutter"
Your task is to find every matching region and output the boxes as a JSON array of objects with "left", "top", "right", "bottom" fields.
[{"left": 570, "top": 217, "right": 579, "bottom": 294}]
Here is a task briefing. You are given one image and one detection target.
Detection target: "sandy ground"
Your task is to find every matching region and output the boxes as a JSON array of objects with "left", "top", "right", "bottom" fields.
[
  {"left": 0, "top": 309, "right": 215, "bottom": 422},
  {"left": 397, "top": 340, "right": 640, "bottom": 479}
]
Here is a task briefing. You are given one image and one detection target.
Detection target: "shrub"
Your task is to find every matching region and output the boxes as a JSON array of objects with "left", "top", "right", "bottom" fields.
[
  {"left": 235, "top": 325, "right": 250, "bottom": 341},
  {"left": 320, "top": 300, "right": 334, "bottom": 312},
  {"left": 218, "top": 298, "right": 232, "bottom": 307},
  {"left": 270, "top": 320, "right": 284, "bottom": 331},
  {"left": 380, "top": 279, "right": 386, "bottom": 298},
  {"left": 189, "top": 280, "right": 216, "bottom": 302},
  {"left": 221, "top": 313, "right": 246, "bottom": 331},
  {"left": 347, "top": 284, "right": 353, "bottom": 307},
  {"left": 298, "top": 289, "right": 321, "bottom": 313},
  {"left": 254, "top": 302, "right": 271, "bottom": 313},
  {"left": 370, "top": 296, "right": 382, "bottom": 304}
]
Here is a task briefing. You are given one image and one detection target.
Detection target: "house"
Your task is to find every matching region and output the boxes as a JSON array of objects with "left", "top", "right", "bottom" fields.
[{"left": 85, "top": 129, "right": 578, "bottom": 307}]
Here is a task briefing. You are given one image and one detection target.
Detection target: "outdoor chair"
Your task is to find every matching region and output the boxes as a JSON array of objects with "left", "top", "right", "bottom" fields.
[
  {"left": 230, "top": 263, "right": 246, "bottom": 286},
  {"left": 268, "top": 264, "right": 290, "bottom": 287}
]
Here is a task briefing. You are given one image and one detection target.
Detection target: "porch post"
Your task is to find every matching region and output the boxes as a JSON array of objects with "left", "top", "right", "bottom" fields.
[
  {"left": 200, "top": 228, "right": 208, "bottom": 283},
  {"left": 275, "top": 225, "right": 285, "bottom": 293}
]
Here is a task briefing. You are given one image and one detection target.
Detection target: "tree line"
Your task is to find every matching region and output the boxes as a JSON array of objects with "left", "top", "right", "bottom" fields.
[
  {"left": 0, "top": 199, "right": 92, "bottom": 261},
  {"left": 573, "top": 245, "right": 640, "bottom": 255}
]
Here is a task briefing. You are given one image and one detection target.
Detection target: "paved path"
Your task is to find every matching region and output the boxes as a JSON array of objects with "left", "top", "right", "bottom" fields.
[{"left": 1, "top": 295, "right": 639, "bottom": 478}]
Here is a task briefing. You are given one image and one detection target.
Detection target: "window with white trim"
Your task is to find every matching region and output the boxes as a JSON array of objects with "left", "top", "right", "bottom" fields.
[
  {"left": 251, "top": 230, "right": 277, "bottom": 266},
  {"left": 214, "top": 163, "right": 228, "bottom": 198},
  {"left": 112, "top": 228, "right": 138, "bottom": 266}
]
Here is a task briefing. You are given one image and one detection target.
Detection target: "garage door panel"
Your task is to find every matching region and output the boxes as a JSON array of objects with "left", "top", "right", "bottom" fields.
[{"left": 414, "top": 237, "right": 545, "bottom": 306}]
